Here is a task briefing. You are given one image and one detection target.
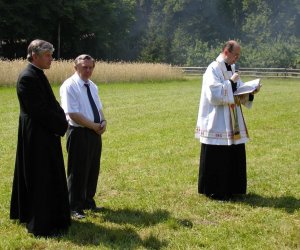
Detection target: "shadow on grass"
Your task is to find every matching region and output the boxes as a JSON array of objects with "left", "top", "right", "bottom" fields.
[
  {"left": 62, "top": 208, "right": 174, "bottom": 249},
  {"left": 100, "top": 208, "right": 170, "bottom": 226},
  {"left": 64, "top": 220, "right": 167, "bottom": 249},
  {"left": 100, "top": 207, "right": 193, "bottom": 229},
  {"left": 238, "top": 193, "right": 300, "bottom": 213}
]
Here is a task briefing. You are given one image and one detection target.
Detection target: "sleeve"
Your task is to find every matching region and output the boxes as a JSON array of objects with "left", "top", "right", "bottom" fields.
[
  {"left": 229, "top": 79, "right": 237, "bottom": 92},
  {"left": 204, "top": 65, "right": 235, "bottom": 106},
  {"left": 60, "top": 82, "right": 80, "bottom": 114},
  {"left": 249, "top": 94, "right": 254, "bottom": 101}
]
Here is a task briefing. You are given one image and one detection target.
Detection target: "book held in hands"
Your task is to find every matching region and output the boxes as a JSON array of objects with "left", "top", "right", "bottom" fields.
[{"left": 234, "top": 79, "right": 261, "bottom": 96}]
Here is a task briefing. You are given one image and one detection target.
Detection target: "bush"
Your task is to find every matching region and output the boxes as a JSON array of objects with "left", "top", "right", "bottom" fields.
[
  {"left": 240, "top": 37, "right": 300, "bottom": 68},
  {"left": 183, "top": 37, "right": 300, "bottom": 68}
]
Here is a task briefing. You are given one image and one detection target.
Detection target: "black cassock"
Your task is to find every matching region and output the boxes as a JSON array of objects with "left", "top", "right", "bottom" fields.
[{"left": 10, "top": 64, "right": 71, "bottom": 237}]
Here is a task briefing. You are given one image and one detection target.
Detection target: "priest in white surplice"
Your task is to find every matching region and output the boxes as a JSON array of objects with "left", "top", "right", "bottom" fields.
[{"left": 195, "top": 40, "right": 260, "bottom": 201}]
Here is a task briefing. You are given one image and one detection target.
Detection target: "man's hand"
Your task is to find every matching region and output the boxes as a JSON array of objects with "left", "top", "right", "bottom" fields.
[
  {"left": 99, "top": 120, "right": 107, "bottom": 135},
  {"left": 230, "top": 73, "right": 239, "bottom": 83},
  {"left": 91, "top": 123, "right": 103, "bottom": 135}
]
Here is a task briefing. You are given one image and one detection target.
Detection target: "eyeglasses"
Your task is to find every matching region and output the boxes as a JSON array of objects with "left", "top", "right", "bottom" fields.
[{"left": 230, "top": 51, "right": 240, "bottom": 58}]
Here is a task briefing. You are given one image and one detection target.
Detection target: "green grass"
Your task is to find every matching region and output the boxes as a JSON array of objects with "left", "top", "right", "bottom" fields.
[{"left": 0, "top": 77, "right": 299, "bottom": 249}]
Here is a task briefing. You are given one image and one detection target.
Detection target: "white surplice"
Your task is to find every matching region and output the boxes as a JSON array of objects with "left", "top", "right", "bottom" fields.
[{"left": 195, "top": 54, "right": 253, "bottom": 145}]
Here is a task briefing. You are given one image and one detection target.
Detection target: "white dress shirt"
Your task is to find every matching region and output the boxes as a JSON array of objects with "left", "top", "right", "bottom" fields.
[{"left": 60, "top": 73, "right": 103, "bottom": 127}]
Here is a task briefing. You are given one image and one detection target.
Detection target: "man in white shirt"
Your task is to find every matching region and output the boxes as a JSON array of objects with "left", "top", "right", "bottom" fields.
[
  {"left": 195, "top": 40, "right": 260, "bottom": 201},
  {"left": 60, "top": 54, "right": 106, "bottom": 218}
]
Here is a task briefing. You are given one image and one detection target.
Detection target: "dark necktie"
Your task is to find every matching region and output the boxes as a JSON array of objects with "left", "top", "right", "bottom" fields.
[{"left": 84, "top": 83, "right": 100, "bottom": 123}]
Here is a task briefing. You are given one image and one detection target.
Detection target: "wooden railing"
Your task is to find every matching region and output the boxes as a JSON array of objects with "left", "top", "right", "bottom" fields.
[{"left": 178, "top": 67, "right": 300, "bottom": 78}]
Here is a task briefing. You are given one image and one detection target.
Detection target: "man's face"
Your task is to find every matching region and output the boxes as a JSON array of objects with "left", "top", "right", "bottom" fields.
[
  {"left": 224, "top": 46, "right": 240, "bottom": 65},
  {"left": 33, "top": 51, "right": 53, "bottom": 69},
  {"left": 75, "top": 59, "right": 95, "bottom": 81}
]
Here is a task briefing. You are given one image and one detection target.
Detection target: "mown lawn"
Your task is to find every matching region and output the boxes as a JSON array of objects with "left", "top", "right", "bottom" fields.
[{"left": 0, "top": 77, "right": 299, "bottom": 249}]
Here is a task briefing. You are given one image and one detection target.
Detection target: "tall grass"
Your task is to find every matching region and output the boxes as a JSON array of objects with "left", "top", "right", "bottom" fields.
[
  {"left": 0, "top": 77, "right": 299, "bottom": 249},
  {"left": 0, "top": 60, "right": 183, "bottom": 86}
]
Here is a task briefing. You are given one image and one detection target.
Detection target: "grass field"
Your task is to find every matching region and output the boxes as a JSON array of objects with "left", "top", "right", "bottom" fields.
[{"left": 0, "top": 77, "right": 299, "bottom": 249}]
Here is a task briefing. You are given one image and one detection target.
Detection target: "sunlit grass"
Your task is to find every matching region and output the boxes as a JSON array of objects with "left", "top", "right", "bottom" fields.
[{"left": 0, "top": 77, "right": 299, "bottom": 249}]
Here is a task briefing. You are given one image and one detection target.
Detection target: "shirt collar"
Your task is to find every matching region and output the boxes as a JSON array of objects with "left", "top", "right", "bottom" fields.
[
  {"left": 29, "top": 62, "right": 43, "bottom": 71},
  {"left": 216, "top": 54, "right": 225, "bottom": 64},
  {"left": 74, "top": 72, "right": 90, "bottom": 87}
]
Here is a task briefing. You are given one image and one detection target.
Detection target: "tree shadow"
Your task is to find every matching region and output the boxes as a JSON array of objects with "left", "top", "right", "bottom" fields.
[
  {"left": 235, "top": 193, "right": 300, "bottom": 213},
  {"left": 61, "top": 208, "right": 173, "bottom": 249}
]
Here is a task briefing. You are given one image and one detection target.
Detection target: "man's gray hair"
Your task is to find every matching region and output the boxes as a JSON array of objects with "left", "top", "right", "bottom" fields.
[{"left": 27, "top": 39, "right": 54, "bottom": 62}]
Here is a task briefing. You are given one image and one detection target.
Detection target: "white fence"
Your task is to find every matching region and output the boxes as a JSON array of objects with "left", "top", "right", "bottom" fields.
[{"left": 178, "top": 67, "right": 300, "bottom": 78}]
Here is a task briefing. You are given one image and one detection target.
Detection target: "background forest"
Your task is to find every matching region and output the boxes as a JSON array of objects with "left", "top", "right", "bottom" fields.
[{"left": 0, "top": 0, "right": 299, "bottom": 67}]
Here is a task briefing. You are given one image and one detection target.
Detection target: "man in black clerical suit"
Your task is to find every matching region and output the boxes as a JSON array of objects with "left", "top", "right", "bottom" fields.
[{"left": 10, "top": 39, "right": 71, "bottom": 237}]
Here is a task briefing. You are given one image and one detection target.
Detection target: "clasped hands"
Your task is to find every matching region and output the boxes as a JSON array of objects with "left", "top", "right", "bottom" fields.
[{"left": 93, "top": 121, "right": 106, "bottom": 135}]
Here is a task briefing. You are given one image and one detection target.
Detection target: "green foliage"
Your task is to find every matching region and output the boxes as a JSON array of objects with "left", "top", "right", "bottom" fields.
[
  {"left": 240, "top": 38, "right": 300, "bottom": 68},
  {"left": 0, "top": 0, "right": 136, "bottom": 59},
  {"left": 0, "top": 0, "right": 300, "bottom": 66},
  {"left": 179, "top": 37, "right": 300, "bottom": 68},
  {"left": 136, "top": 0, "right": 300, "bottom": 66},
  {"left": 0, "top": 78, "right": 299, "bottom": 249},
  {"left": 186, "top": 40, "right": 222, "bottom": 66},
  {"left": 242, "top": 0, "right": 273, "bottom": 43},
  {"left": 170, "top": 27, "right": 194, "bottom": 65}
]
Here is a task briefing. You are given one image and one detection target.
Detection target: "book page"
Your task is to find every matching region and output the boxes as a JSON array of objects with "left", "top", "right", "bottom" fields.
[{"left": 234, "top": 78, "right": 261, "bottom": 96}]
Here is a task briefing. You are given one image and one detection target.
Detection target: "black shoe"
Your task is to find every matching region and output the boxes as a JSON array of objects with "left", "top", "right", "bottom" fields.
[{"left": 71, "top": 210, "right": 85, "bottom": 219}]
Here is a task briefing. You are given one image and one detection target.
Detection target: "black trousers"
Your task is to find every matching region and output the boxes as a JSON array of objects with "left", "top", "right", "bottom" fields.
[
  {"left": 66, "top": 126, "right": 102, "bottom": 211},
  {"left": 198, "top": 143, "right": 246, "bottom": 199}
]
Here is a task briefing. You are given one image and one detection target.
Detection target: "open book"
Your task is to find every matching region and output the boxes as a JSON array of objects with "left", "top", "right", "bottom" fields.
[{"left": 234, "top": 78, "right": 261, "bottom": 96}]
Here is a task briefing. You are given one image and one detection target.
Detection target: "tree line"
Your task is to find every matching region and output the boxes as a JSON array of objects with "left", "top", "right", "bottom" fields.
[{"left": 0, "top": 0, "right": 299, "bottom": 67}]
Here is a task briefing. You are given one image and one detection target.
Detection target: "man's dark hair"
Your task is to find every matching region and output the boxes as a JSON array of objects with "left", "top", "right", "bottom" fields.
[{"left": 222, "top": 40, "right": 238, "bottom": 53}]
